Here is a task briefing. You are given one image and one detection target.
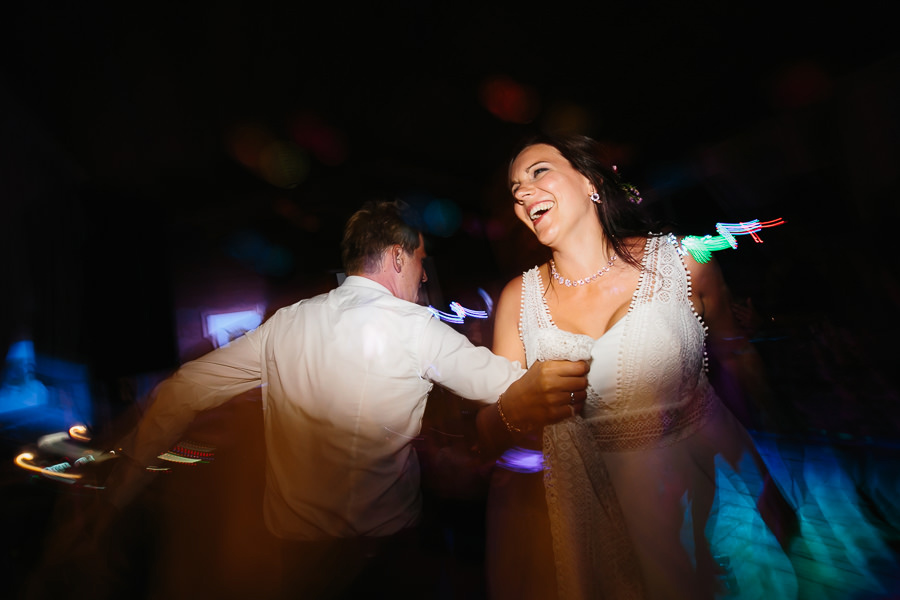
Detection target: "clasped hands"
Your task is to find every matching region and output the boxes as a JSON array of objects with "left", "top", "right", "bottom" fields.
[{"left": 500, "top": 359, "right": 589, "bottom": 434}]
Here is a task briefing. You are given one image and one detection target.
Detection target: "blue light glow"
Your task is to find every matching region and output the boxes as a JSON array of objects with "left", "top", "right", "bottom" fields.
[
  {"left": 427, "top": 302, "right": 489, "bottom": 324},
  {"left": 204, "top": 309, "right": 264, "bottom": 348}
]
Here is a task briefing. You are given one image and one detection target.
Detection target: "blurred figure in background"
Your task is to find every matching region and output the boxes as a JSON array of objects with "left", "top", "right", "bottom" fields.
[
  {"left": 486, "top": 133, "right": 798, "bottom": 600},
  {"left": 95, "top": 199, "right": 587, "bottom": 599}
]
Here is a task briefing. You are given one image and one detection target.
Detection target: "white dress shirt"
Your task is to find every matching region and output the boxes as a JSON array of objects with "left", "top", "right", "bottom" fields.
[{"left": 125, "top": 275, "right": 523, "bottom": 540}]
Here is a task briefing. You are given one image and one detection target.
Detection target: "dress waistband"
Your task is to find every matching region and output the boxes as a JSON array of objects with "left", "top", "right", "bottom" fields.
[{"left": 584, "top": 385, "right": 717, "bottom": 451}]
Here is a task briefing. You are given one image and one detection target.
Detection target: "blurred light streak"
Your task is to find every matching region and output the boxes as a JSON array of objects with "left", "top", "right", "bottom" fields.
[
  {"left": 477, "top": 288, "right": 494, "bottom": 316},
  {"left": 166, "top": 441, "right": 215, "bottom": 462},
  {"left": 716, "top": 218, "right": 786, "bottom": 243},
  {"left": 14, "top": 452, "right": 81, "bottom": 481},
  {"left": 496, "top": 447, "right": 544, "bottom": 473},
  {"left": 157, "top": 440, "right": 215, "bottom": 465},
  {"left": 69, "top": 424, "right": 90, "bottom": 441},
  {"left": 428, "top": 302, "right": 488, "bottom": 324},
  {"left": 37, "top": 431, "right": 89, "bottom": 458},
  {"left": 203, "top": 308, "right": 264, "bottom": 349},
  {"left": 157, "top": 452, "right": 202, "bottom": 464},
  {"left": 671, "top": 218, "right": 786, "bottom": 263}
]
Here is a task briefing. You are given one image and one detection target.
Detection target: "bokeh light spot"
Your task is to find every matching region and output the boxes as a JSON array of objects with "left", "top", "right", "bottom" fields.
[
  {"left": 224, "top": 230, "right": 294, "bottom": 276},
  {"left": 288, "top": 112, "right": 348, "bottom": 166},
  {"left": 258, "top": 141, "right": 309, "bottom": 189},
  {"left": 424, "top": 198, "right": 462, "bottom": 237},
  {"left": 225, "top": 123, "right": 273, "bottom": 171},
  {"left": 479, "top": 75, "right": 540, "bottom": 124}
]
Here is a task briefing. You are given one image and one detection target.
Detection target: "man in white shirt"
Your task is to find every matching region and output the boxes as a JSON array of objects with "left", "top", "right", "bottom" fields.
[{"left": 103, "top": 200, "right": 587, "bottom": 598}]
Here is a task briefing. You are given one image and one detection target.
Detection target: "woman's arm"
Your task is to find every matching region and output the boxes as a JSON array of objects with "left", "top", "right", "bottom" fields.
[
  {"left": 688, "top": 254, "right": 777, "bottom": 428},
  {"left": 492, "top": 277, "right": 528, "bottom": 364},
  {"left": 475, "top": 276, "right": 587, "bottom": 457}
]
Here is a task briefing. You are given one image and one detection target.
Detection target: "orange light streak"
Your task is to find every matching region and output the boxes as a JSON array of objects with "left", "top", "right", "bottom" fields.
[
  {"left": 14, "top": 452, "right": 82, "bottom": 480},
  {"left": 69, "top": 424, "right": 91, "bottom": 441}
]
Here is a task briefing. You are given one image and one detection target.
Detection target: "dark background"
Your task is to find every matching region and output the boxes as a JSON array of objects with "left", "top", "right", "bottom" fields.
[
  {"left": 2, "top": 1, "right": 898, "bottom": 380},
  {"left": 0, "top": 2, "right": 899, "bottom": 596},
  {"left": 2, "top": 0, "right": 899, "bottom": 455}
]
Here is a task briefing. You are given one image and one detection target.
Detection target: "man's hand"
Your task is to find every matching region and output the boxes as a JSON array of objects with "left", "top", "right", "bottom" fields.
[
  {"left": 475, "top": 359, "right": 588, "bottom": 457},
  {"left": 500, "top": 359, "right": 589, "bottom": 431}
]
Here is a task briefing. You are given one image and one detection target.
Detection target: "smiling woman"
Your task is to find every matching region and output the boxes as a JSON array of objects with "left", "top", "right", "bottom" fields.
[
  {"left": 487, "top": 132, "right": 799, "bottom": 600},
  {"left": 508, "top": 136, "right": 655, "bottom": 274}
]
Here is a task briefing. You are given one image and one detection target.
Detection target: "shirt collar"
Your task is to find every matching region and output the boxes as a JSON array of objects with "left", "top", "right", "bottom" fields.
[{"left": 341, "top": 275, "right": 395, "bottom": 297}]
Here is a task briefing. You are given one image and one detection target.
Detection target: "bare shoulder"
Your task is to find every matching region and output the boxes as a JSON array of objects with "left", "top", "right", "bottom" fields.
[
  {"left": 493, "top": 267, "right": 540, "bottom": 360},
  {"left": 498, "top": 272, "right": 524, "bottom": 301},
  {"left": 681, "top": 251, "right": 735, "bottom": 327},
  {"left": 498, "top": 263, "right": 546, "bottom": 299},
  {"left": 681, "top": 250, "right": 726, "bottom": 292},
  {"left": 495, "top": 271, "right": 526, "bottom": 320}
]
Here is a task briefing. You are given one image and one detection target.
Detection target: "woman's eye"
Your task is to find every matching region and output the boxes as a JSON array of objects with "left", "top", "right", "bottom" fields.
[{"left": 532, "top": 167, "right": 548, "bottom": 177}]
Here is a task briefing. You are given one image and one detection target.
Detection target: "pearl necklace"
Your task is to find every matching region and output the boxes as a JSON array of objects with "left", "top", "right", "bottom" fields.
[{"left": 549, "top": 255, "right": 617, "bottom": 287}]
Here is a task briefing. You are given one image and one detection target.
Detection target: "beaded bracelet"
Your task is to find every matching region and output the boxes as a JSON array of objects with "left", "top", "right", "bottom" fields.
[{"left": 496, "top": 394, "right": 523, "bottom": 433}]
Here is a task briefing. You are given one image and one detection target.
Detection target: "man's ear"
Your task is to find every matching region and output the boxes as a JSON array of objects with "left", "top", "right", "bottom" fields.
[{"left": 393, "top": 245, "right": 403, "bottom": 273}]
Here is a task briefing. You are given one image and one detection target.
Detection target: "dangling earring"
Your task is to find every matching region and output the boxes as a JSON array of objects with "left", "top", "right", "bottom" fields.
[{"left": 590, "top": 192, "right": 601, "bottom": 204}]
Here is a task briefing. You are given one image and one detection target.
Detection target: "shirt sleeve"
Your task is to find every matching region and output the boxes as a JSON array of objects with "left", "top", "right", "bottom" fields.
[
  {"left": 124, "top": 327, "right": 263, "bottom": 466},
  {"left": 418, "top": 315, "right": 524, "bottom": 403},
  {"left": 105, "top": 328, "right": 264, "bottom": 509}
]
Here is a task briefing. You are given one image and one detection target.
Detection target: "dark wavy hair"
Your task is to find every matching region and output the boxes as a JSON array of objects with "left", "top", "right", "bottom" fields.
[
  {"left": 341, "top": 199, "right": 422, "bottom": 274},
  {"left": 509, "top": 132, "right": 660, "bottom": 268}
]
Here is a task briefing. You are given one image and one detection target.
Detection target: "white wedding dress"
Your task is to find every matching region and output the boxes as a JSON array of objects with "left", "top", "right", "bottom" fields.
[{"left": 487, "top": 236, "right": 797, "bottom": 600}]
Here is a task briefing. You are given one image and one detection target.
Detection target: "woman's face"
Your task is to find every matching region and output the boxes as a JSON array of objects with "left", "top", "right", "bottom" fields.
[{"left": 509, "top": 143, "right": 596, "bottom": 246}]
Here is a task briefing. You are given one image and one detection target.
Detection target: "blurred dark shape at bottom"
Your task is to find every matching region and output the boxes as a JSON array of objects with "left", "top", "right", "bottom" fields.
[{"left": 14, "top": 385, "right": 493, "bottom": 600}]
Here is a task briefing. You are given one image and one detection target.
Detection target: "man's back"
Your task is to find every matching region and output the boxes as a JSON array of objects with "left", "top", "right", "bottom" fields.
[
  {"left": 257, "top": 275, "right": 443, "bottom": 540},
  {"left": 214, "top": 275, "right": 521, "bottom": 540}
]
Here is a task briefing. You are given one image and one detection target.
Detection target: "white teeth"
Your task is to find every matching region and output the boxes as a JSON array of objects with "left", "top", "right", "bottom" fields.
[{"left": 529, "top": 201, "right": 555, "bottom": 220}]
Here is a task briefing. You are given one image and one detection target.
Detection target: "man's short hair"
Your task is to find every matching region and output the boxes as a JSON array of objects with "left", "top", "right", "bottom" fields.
[{"left": 341, "top": 200, "right": 422, "bottom": 274}]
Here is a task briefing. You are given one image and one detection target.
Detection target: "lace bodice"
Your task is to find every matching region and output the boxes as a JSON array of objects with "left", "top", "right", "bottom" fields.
[{"left": 519, "top": 235, "right": 712, "bottom": 427}]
